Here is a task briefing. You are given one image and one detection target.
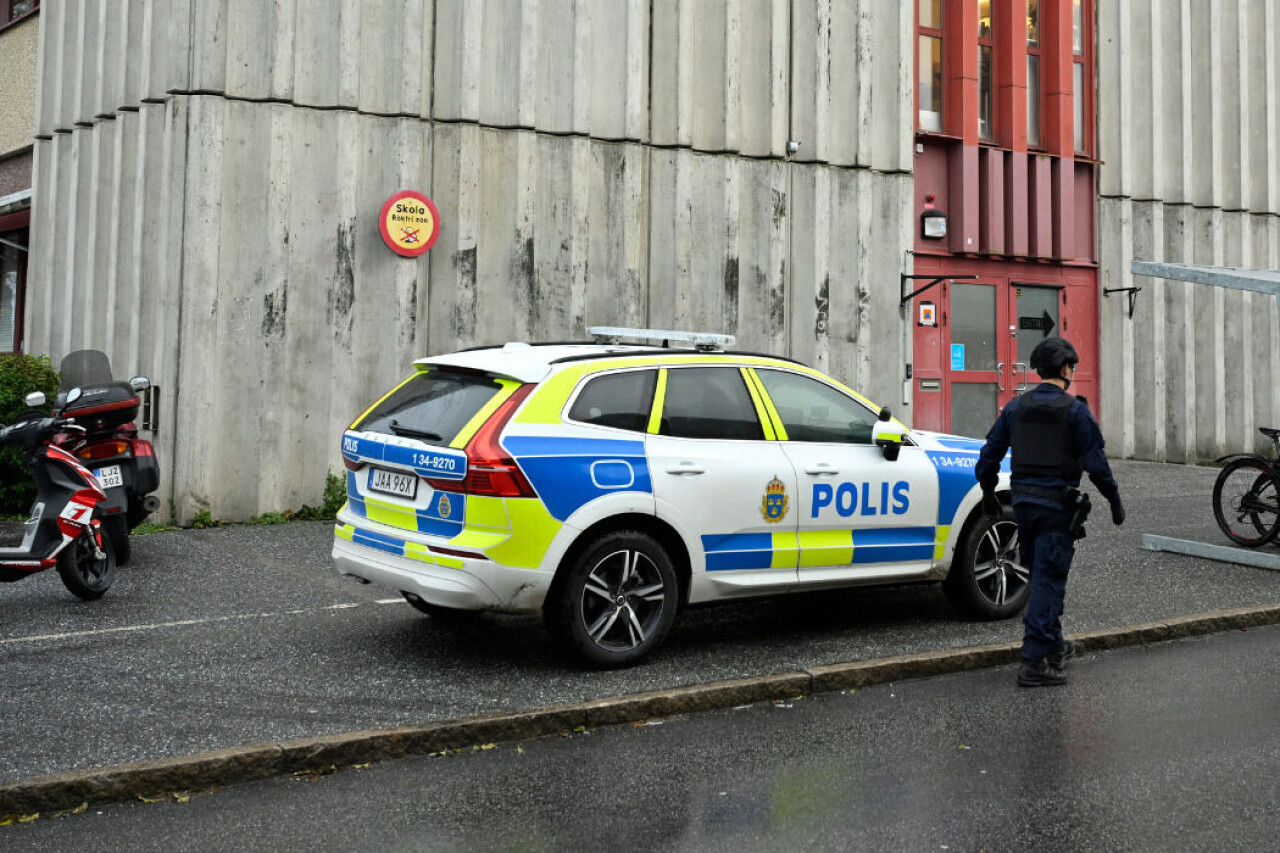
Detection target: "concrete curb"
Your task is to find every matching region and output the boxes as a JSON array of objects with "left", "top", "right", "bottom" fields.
[{"left": 5, "top": 601, "right": 1280, "bottom": 815}]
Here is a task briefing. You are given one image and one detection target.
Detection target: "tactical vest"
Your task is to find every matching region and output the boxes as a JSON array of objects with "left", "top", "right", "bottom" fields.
[{"left": 1010, "top": 393, "right": 1083, "bottom": 482}]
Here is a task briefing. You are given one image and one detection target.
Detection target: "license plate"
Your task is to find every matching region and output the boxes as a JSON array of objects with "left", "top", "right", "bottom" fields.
[
  {"left": 368, "top": 467, "right": 418, "bottom": 499},
  {"left": 94, "top": 465, "right": 124, "bottom": 489}
]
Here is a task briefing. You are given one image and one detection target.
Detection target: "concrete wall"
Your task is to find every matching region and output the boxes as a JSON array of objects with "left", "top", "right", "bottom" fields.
[
  {"left": 27, "top": 0, "right": 916, "bottom": 521},
  {"left": 0, "top": 13, "right": 39, "bottom": 157},
  {"left": 1098, "top": 0, "right": 1280, "bottom": 462}
]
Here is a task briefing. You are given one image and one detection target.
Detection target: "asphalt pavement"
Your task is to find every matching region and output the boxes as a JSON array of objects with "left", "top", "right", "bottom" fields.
[
  {"left": 8, "top": 617, "right": 1280, "bottom": 850},
  {"left": 1, "top": 460, "right": 1278, "bottom": 795}
]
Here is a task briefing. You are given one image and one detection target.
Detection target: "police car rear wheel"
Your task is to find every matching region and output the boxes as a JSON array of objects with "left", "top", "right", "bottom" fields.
[
  {"left": 944, "top": 515, "right": 1029, "bottom": 619},
  {"left": 549, "top": 531, "right": 678, "bottom": 668}
]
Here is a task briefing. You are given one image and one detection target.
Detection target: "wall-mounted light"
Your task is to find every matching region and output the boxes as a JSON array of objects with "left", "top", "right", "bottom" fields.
[{"left": 921, "top": 194, "right": 946, "bottom": 240}]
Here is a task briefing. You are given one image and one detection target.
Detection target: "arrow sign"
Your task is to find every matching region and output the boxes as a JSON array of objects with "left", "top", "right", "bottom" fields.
[{"left": 1018, "top": 310, "right": 1056, "bottom": 334}]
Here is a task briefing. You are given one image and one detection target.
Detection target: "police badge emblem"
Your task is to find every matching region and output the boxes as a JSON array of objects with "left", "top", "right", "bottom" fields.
[
  {"left": 438, "top": 494, "right": 452, "bottom": 519},
  {"left": 761, "top": 476, "right": 789, "bottom": 523}
]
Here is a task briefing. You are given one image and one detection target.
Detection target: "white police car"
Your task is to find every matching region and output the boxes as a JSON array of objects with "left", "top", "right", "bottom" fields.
[{"left": 332, "top": 327, "right": 1019, "bottom": 667}]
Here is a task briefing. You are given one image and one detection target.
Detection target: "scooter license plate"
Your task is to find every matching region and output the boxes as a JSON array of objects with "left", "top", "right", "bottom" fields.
[
  {"left": 94, "top": 464, "right": 124, "bottom": 489},
  {"left": 368, "top": 467, "right": 417, "bottom": 500}
]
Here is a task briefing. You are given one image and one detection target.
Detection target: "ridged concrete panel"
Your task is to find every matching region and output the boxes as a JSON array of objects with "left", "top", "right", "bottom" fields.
[
  {"left": 1099, "top": 200, "right": 1280, "bottom": 462},
  {"left": 789, "top": 0, "right": 912, "bottom": 171},
  {"left": 434, "top": 0, "right": 648, "bottom": 139},
  {"left": 1099, "top": 0, "right": 1280, "bottom": 462},
  {"left": 427, "top": 127, "right": 648, "bottom": 353},
  {"left": 1101, "top": 0, "right": 1280, "bottom": 214},
  {"left": 26, "top": 102, "right": 186, "bottom": 519}
]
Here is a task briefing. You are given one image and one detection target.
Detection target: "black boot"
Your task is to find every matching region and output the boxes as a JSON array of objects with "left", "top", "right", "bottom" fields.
[
  {"left": 1017, "top": 658, "right": 1068, "bottom": 687},
  {"left": 1047, "top": 639, "right": 1077, "bottom": 668}
]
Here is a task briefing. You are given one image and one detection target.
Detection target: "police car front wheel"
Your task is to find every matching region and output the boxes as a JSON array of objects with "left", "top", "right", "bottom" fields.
[
  {"left": 944, "top": 514, "right": 1029, "bottom": 620},
  {"left": 547, "top": 530, "right": 679, "bottom": 668}
]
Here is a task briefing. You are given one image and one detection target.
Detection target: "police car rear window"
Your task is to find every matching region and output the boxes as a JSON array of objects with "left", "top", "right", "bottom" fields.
[
  {"left": 355, "top": 370, "right": 504, "bottom": 446},
  {"left": 568, "top": 369, "right": 656, "bottom": 432}
]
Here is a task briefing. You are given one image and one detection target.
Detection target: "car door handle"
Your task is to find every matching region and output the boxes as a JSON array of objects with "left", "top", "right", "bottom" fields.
[
  {"left": 665, "top": 463, "right": 706, "bottom": 475},
  {"left": 804, "top": 464, "right": 840, "bottom": 476}
]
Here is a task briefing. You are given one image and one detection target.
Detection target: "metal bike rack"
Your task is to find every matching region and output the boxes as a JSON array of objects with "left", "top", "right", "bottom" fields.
[{"left": 1141, "top": 534, "right": 1280, "bottom": 572}]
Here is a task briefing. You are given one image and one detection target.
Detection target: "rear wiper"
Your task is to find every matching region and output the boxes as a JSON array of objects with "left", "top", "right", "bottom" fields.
[{"left": 389, "top": 420, "right": 442, "bottom": 441}]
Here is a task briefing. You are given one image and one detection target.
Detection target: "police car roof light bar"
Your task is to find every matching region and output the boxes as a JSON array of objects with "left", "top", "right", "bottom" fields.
[{"left": 587, "top": 326, "right": 736, "bottom": 352}]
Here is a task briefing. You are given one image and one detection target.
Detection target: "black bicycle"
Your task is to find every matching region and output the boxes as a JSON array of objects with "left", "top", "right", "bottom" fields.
[{"left": 1212, "top": 427, "right": 1280, "bottom": 547}]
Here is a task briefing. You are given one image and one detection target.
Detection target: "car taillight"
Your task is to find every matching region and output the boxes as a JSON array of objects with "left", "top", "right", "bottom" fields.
[
  {"left": 429, "top": 384, "right": 537, "bottom": 498},
  {"left": 343, "top": 457, "right": 364, "bottom": 472},
  {"left": 75, "top": 440, "right": 130, "bottom": 461}
]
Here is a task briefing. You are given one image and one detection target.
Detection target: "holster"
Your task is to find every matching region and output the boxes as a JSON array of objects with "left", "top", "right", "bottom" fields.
[{"left": 1067, "top": 488, "right": 1092, "bottom": 540}]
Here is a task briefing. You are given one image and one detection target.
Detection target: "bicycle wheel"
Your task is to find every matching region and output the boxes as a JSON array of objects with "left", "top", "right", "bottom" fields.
[{"left": 1212, "top": 458, "right": 1280, "bottom": 547}]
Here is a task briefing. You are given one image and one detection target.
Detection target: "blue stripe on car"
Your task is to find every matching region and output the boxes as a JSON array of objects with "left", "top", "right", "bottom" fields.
[{"left": 502, "top": 435, "right": 652, "bottom": 522}]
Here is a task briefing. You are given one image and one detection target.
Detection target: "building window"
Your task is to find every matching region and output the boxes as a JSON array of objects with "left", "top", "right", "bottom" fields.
[
  {"left": 4, "top": 0, "right": 38, "bottom": 24},
  {"left": 1073, "top": 0, "right": 1088, "bottom": 153},
  {"left": 1025, "top": 0, "right": 1041, "bottom": 147},
  {"left": 978, "top": 0, "right": 995, "bottom": 140},
  {"left": 0, "top": 233, "right": 24, "bottom": 353},
  {"left": 918, "top": 0, "right": 944, "bottom": 133}
]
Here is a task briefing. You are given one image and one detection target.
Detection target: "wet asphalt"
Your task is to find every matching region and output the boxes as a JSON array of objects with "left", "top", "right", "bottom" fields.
[
  {"left": 1, "top": 459, "right": 1278, "bottom": 786},
  {"left": 7, "top": 617, "right": 1280, "bottom": 851}
]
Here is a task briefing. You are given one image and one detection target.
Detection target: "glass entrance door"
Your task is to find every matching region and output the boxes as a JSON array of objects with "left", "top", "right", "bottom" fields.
[
  {"left": 1009, "top": 283, "right": 1062, "bottom": 396},
  {"left": 948, "top": 281, "right": 1005, "bottom": 439},
  {"left": 944, "top": 281, "right": 1064, "bottom": 438}
]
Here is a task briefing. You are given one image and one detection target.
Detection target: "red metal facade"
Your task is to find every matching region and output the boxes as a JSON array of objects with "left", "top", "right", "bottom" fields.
[{"left": 911, "top": 0, "right": 1099, "bottom": 432}]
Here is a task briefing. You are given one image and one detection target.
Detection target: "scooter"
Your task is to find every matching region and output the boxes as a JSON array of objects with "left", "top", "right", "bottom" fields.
[
  {"left": 52, "top": 350, "right": 160, "bottom": 565},
  {"left": 0, "top": 389, "right": 116, "bottom": 600}
]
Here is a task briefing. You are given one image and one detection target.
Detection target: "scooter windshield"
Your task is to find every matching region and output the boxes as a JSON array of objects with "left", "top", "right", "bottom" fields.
[{"left": 59, "top": 350, "right": 114, "bottom": 390}]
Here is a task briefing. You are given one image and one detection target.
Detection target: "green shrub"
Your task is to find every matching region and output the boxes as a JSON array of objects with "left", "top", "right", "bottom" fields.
[
  {"left": 293, "top": 472, "right": 347, "bottom": 521},
  {"left": 188, "top": 509, "right": 217, "bottom": 529},
  {"left": 0, "top": 354, "right": 60, "bottom": 515}
]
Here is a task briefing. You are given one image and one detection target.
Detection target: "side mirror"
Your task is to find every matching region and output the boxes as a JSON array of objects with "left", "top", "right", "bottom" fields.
[
  {"left": 874, "top": 420, "right": 908, "bottom": 462},
  {"left": 24, "top": 391, "right": 46, "bottom": 408},
  {"left": 130, "top": 376, "right": 151, "bottom": 392},
  {"left": 878, "top": 406, "right": 891, "bottom": 422},
  {"left": 56, "top": 388, "right": 82, "bottom": 415}
]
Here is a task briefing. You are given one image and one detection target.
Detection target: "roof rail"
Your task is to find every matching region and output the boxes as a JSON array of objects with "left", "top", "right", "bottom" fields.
[{"left": 587, "top": 326, "right": 736, "bottom": 352}]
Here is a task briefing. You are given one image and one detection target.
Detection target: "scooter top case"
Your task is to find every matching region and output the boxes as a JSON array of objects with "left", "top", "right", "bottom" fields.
[{"left": 57, "top": 350, "right": 141, "bottom": 434}]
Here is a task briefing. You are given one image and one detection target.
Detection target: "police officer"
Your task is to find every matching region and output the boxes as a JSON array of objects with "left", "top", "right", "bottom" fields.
[{"left": 974, "top": 336, "right": 1124, "bottom": 687}]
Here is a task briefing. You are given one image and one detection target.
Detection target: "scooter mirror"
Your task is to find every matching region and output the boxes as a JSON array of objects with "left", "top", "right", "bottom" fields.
[
  {"left": 24, "top": 391, "right": 46, "bottom": 407},
  {"left": 65, "top": 387, "right": 82, "bottom": 405},
  {"left": 129, "top": 376, "right": 151, "bottom": 392}
]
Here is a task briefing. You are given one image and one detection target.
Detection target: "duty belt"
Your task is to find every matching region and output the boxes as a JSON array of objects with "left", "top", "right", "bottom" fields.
[{"left": 1011, "top": 483, "right": 1071, "bottom": 504}]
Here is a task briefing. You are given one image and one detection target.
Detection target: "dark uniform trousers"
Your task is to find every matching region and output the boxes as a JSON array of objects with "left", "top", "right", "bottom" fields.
[{"left": 1014, "top": 501, "right": 1074, "bottom": 661}]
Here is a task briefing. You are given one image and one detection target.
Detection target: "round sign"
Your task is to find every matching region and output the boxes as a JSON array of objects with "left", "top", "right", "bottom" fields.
[{"left": 379, "top": 190, "right": 441, "bottom": 257}]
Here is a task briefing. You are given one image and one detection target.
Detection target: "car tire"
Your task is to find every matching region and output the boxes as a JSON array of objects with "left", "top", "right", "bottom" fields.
[
  {"left": 546, "top": 530, "right": 679, "bottom": 668},
  {"left": 401, "top": 591, "right": 481, "bottom": 621},
  {"left": 943, "top": 511, "right": 1029, "bottom": 620}
]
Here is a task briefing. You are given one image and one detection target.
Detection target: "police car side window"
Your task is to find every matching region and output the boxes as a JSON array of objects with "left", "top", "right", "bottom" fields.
[
  {"left": 568, "top": 369, "right": 657, "bottom": 433},
  {"left": 755, "top": 369, "right": 879, "bottom": 444},
  {"left": 660, "top": 367, "right": 764, "bottom": 441}
]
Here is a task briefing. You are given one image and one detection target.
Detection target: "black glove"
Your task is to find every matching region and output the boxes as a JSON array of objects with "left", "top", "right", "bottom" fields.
[
  {"left": 982, "top": 491, "right": 1002, "bottom": 519},
  {"left": 1110, "top": 500, "right": 1125, "bottom": 526}
]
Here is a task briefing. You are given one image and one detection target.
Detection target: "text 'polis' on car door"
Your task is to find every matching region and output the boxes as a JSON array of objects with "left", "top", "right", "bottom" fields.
[
  {"left": 752, "top": 368, "right": 940, "bottom": 583},
  {"left": 646, "top": 365, "right": 800, "bottom": 592}
]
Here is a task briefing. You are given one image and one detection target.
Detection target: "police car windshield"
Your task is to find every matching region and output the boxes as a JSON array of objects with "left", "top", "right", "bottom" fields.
[{"left": 356, "top": 370, "right": 504, "bottom": 446}]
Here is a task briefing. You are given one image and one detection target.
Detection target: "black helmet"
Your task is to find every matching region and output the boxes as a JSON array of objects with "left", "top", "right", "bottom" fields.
[{"left": 1029, "top": 337, "right": 1079, "bottom": 378}]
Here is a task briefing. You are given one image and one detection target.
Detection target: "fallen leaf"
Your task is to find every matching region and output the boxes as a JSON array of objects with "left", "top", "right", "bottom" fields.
[
  {"left": 516, "top": 746, "right": 525, "bottom": 755},
  {"left": 958, "top": 745, "right": 970, "bottom": 750},
  {"left": 137, "top": 795, "right": 164, "bottom": 803},
  {"left": 72, "top": 802, "right": 88, "bottom": 815},
  {"left": 351, "top": 763, "right": 371, "bottom": 770},
  {"left": 477, "top": 743, "right": 496, "bottom": 751},
  {"left": 174, "top": 793, "right": 191, "bottom": 804},
  {"left": 18, "top": 813, "right": 39, "bottom": 823}
]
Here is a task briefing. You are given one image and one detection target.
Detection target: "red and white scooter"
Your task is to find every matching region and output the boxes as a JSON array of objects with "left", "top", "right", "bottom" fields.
[{"left": 0, "top": 388, "right": 115, "bottom": 599}]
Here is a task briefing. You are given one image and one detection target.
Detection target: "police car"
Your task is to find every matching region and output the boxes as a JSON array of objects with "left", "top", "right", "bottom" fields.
[{"left": 332, "top": 327, "right": 1019, "bottom": 667}]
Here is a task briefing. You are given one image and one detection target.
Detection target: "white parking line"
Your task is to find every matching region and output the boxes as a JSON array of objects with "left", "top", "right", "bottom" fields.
[
  {"left": 374, "top": 598, "right": 403, "bottom": 604},
  {"left": 0, "top": 603, "right": 362, "bottom": 646}
]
